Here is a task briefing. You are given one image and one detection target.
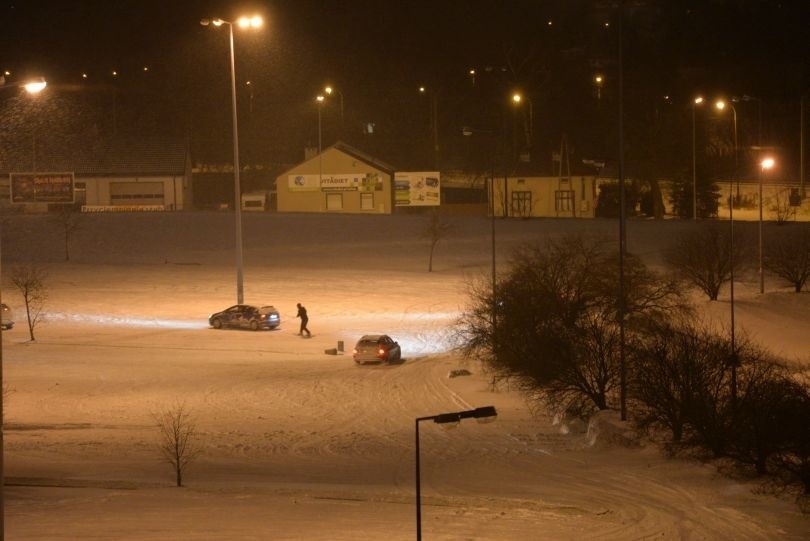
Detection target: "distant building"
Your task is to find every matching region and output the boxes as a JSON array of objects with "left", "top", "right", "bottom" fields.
[
  {"left": 491, "top": 174, "right": 599, "bottom": 218},
  {"left": 0, "top": 137, "right": 191, "bottom": 212},
  {"left": 276, "top": 142, "right": 396, "bottom": 214}
]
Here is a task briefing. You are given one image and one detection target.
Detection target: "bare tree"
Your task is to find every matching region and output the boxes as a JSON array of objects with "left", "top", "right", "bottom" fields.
[
  {"left": 10, "top": 263, "right": 47, "bottom": 341},
  {"left": 664, "top": 223, "right": 744, "bottom": 300},
  {"left": 50, "top": 204, "right": 83, "bottom": 261},
  {"left": 764, "top": 224, "right": 810, "bottom": 292},
  {"left": 770, "top": 188, "right": 797, "bottom": 225},
  {"left": 154, "top": 402, "right": 201, "bottom": 487},
  {"left": 421, "top": 209, "right": 452, "bottom": 272}
]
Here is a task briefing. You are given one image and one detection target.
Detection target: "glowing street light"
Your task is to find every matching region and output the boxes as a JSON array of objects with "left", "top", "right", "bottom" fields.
[
  {"left": 759, "top": 157, "right": 775, "bottom": 294},
  {"left": 715, "top": 98, "right": 740, "bottom": 403},
  {"left": 594, "top": 74, "right": 604, "bottom": 100},
  {"left": 323, "top": 85, "right": 344, "bottom": 124},
  {"left": 200, "top": 14, "right": 263, "bottom": 305},
  {"left": 415, "top": 406, "right": 497, "bottom": 541},
  {"left": 692, "top": 96, "right": 705, "bottom": 219},
  {"left": 316, "top": 94, "right": 325, "bottom": 153}
]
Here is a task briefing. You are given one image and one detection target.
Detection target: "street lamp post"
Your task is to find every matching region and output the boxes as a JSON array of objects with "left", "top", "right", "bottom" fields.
[
  {"left": 0, "top": 74, "right": 47, "bottom": 541},
  {"left": 692, "top": 96, "right": 704, "bottom": 219},
  {"left": 415, "top": 406, "right": 497, "bottom": 541},
  {"left": 316, "top": 94, "right": 324, "bottom": 153},
  {"left": 323, "top": 85, "right": 344, "bottom": 125},
  {"left": 419, "top": 86, "right": 440, "bottom": 169},
  {"left": 716, "top": 99, "right": 739, "bottom": 402},
  {"left": 200, "top": 15, "right": 263, "bottom": 305},
  {"left": 511, "top": 92, "right": 533, "bottom": 162},
  {"left": 759, "top": 157, "right": 775, "bottom": 294}
]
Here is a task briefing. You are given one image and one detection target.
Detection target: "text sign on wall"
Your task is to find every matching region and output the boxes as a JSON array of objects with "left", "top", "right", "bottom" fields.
[
  {"left": 10, "top": 172, "right": 75, "bottom": 203},
  {"left": 288, "top": 173, "right": 383, "bottom": 192},
  {"left": 394, "top": 172, "right": 440, "bottom": 206}
]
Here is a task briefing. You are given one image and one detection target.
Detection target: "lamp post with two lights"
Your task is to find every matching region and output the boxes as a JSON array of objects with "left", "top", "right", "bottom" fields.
[{"left": 199, "top": 15, "right": 263, "bottom": 305}]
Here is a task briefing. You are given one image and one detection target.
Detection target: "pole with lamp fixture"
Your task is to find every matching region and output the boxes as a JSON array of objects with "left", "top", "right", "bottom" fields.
[
  {"left": 0, "top": 73, "right": 47, "bottom": 541},
  {"left": 323, "top": 85, "right": 344, "bottom": 125},
  {"left": 759, "top": 157, "right": 775, "bottom": 294},
  {"left": 200, "top": 15, "right": 263, "bottom": 305},
  {"left": 415, "top": 406, "right": 497, "bottom": 541},
  {"left": 715, "top": 98, "right": 738, "bottom": 403},
  {"left": 418, "top": 86, "right": 440, "bottom": 169},
  {"left": 692, "top": 96, "right": 704, "bottom": 219}
]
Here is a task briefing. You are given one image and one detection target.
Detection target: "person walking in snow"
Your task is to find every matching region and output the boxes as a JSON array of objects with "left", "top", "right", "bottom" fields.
[{"left": 296, "top": 303, "right": 311, "bottom": 337}]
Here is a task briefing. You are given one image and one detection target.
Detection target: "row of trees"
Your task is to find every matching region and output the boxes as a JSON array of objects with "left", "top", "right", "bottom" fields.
[{"left": 456, "top": 230, "right": 810, "bottom": 496}]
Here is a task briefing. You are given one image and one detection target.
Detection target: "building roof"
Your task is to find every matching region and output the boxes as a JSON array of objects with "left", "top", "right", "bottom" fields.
[
  {"left": 0, "top": 137, "right": 189, "bottom": 177},
  {"left": 276, "top": 141, "right": 397, "bottom": 179}
]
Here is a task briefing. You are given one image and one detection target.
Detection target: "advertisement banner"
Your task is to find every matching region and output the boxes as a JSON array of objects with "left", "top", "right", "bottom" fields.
[
  {"left": 10, "top": 172, "right": 75, "bottom": 203},
  {"left": 288, "top": 173, "right": 383, "bottom": 192},
  {"left": 394, "top": 172, "right": 440, "bottom": 206}
]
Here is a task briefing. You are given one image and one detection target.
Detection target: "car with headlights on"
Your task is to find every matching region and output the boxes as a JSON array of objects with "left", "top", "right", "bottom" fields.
[
  {"left": 209, "top": 304, "right": 280, "bottom": 331},
  {"left": 353, "top": 334, "right": 401, "bottom": 365}
]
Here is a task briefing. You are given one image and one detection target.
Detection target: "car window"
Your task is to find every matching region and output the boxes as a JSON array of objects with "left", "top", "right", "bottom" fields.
[{"left": 226, "top": 306, "right": 240, "bottom": 313}]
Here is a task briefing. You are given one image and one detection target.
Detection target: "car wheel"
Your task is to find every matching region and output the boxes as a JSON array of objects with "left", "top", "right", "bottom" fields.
[
  {"left": 249, "top": 320, "right": 259, "bottom": 331},
  {"left": 211, "top": 318, "right": 223, "bottom": 329}
]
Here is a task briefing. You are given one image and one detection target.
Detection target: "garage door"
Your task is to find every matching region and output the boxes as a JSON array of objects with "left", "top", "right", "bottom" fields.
[{"left": 109, "top": 182, "right": 164, "bottom": 206}]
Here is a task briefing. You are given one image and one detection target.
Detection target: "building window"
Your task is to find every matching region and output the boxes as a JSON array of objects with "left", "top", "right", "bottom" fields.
[
  {"left": 326, "top": 192, "right": 343, "bottom": 210},
  {"left": 555, "top": 190, "right": 575, "bottom": 212},
  {"left": 511, "top": 191, "right": 532, "bottom": 217},
  {"left": 360, "top": 192, "right": 374, "bottom": 210}
]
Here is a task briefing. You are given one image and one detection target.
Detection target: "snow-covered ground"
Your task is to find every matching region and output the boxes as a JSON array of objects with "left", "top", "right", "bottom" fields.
[{"left": 1, "top": 212, "right": 808, "bottom": 540}]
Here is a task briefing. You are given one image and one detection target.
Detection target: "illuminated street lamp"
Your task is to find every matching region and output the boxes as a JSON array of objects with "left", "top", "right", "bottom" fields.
[
  {"left": 759, "top": 157, "right": 775, "bottom": 294},
  {"left": 419, "top": 85, "right": 440, "bottom": 168},
  {"left": 323, "top": 85, "right": 344, "bottom": 124},
  {"left": 716, "top": 98, "right": 739, "bottom": 402},
  {"left": 316, "top": 94, "right": 325, "bottom": 153},
  {"left": 594, "top": 74, "right": 604, "bottom": 100},
  {"left": 200, "top": 14, "right": 263, "bottom": 305},
  {"left": 415, "top": 406, "right": 497, "bottom": 541},
  {"left": 692, "top": 96, "right": 704, "bottom": 219},
  {"left": 511, "top": 91, "right": 533, "bottom": 161},
  {"left": 0, "top": 73, "right": 46, "bottom": 541}
]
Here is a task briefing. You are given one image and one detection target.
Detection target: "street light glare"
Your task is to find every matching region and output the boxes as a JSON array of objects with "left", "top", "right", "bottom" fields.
[
  {"left": 325, "top": 86, "right": 333, "bottom": 95},
  {"left": 761, "top": 157, "right": 775, "bottom": 170},
  {"left": 694, "top": 96, "right": 704, "bottom": 104},
  {"left": 512, "top": 93, "right": 522, "bottom": 103},
  {"left": 212, "top": 18, "right": 224, "bottom": 26},
  {"left": 316, "top": 95, "right": 324, "bottom": 102},
  {"left": 715, "top": 100, "right": 726, "bottom": 110},
  {"left": 237, "top": 15, "right": 263, "bottom": 28}
]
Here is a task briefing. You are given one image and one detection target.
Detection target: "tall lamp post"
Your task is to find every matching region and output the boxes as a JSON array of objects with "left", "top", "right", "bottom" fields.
[
  {"left": 418, "top": 86, "right": 440, "bottom": 169},
  {"left": 200, "top": 15, "right": 263, "bottom": 305},
  {"left": 315, "top": 94, "right": 324, "bottom": 153},
  {"left": 323, "top": 85, "right": 344, "bottom": 125},
  {"left": 415, "top": 406, "right": 497, "bottom": 541},
  {"left": 759, "top": 157, "right": 775, "bottom": 294},
  {"left": 716, "top": 99, "right": 739, "bottom": 402},
  {"left": 511, "top": 92, "right": 533, "bottom": 162},
  {"left": 0, "top": 74, "right": 47, "bottom": 541},
  {"left": 692, "top": 96, "right": 704, "bottom": 219}
]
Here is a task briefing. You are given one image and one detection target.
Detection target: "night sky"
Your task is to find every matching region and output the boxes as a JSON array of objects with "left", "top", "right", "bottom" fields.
[{"left": 2, "top": 0, "right": 809, "bottom": 174}]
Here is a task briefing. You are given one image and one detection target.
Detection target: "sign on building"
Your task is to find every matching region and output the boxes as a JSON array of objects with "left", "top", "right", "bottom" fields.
[
  {"left": 10, "top": 172, "right": 74, "bottom": 203},
  {"left": 288, "top": 173, "right": 383, "bottom": 192},
  {"left": 394, "top": 172, "right": 440, "bottom": 206}
]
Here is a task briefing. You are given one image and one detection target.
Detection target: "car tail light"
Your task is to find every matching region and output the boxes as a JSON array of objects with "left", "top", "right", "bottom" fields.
[
  {"left": 352, "top": 348, "right": 358, "bottom": 355},
  {"left": 378, "top": 348, "right": 385, "bottom": 356}
]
